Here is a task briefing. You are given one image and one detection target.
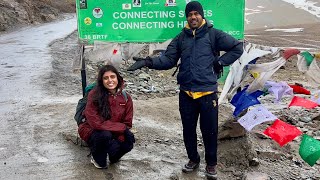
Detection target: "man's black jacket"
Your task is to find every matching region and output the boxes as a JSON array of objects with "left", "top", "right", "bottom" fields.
[{"left": 150, "top": 21, "right": 243, "bottom": 92}]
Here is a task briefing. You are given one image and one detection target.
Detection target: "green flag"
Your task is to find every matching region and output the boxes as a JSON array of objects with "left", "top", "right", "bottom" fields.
[
  {"left": 299, "top": 134, "right": 320, "bottom": 166},
  {"left": 301, "top": 51, "right": 314, "bottom": 66}
]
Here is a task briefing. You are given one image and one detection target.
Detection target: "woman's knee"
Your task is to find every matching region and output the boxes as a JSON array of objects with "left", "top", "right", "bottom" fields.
[{"left": 90, "top": 130, "right": 113, "bottom": 145}]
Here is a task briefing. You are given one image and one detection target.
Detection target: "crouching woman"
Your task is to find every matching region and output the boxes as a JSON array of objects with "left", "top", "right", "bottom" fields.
[{"left": 78, "top": 65, "right": 135, "bottom": 169}]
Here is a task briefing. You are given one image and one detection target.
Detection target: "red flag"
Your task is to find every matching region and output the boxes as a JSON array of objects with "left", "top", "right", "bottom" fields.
[
  {"left": 113, "top": 49, "right": 118, "bottom": 54},
  {"left": 264, "top": 119, "right": 302, "bottom": 147},
  {"left": 289, "top": 84, "right": 311, "bottom": 95},
  {"left": 282, "top": 48, "right": 300, "bottom": 60},
  {"left": 288, "top": 96, "right": 318, "bottom": 109}
]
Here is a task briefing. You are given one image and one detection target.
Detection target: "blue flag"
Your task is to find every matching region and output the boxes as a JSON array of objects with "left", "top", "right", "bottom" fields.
[{"left": 231, "top": 87, "right": 263, "bottom": 116}]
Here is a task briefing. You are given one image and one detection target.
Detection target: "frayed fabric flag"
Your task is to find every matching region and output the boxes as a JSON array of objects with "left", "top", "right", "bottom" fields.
[
  {"left": 299, "top": 134, "right": 320, "bottom": 166},
  {"left": 306, "top": 57, "right": 320, "bottom": 84},
  {"left": 297, "top": 54, "right": 309, "bottom": 72},
  {"left": 263, "top": 119, "right": 302, "bottom": 147},
  {"left": 289, "top": 84, "right": 311, "bottom": 95},
  {"left": 282, "top": 48, "right": 300, "bottom": 60},
  {"left": 246, "top": 57, "right": 286, "bottom": 93},
  {"left": 218, "top": 44, "right": 271, "bottom": 104},
  {"left": 297, "top": 54, "right": 320, "bottom": 84},
  {"left": 237, "top": 106, "right": 277, "bottom": 131},
  {"left": 265, "top": 81, "right": 293, "bottom": 103},
  {"left": 231, "top": 87, "right": 263, "bottom": 117},
  {"left": 288, "top": 96, "right": 318, "bottom": 109},
  {"left": 311, "top": 90, "right": 320, "bottom": 104},
  {"left": 300, "top": 51, "right": 314, "bottom": 66}
]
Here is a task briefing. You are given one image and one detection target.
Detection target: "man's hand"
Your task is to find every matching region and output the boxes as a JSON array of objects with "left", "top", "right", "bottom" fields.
[
  {"left": 213, "top": 60, "right": 223, "bottom": 79},
  {"left": 127, "top": 57, "right": 152, "bottom": 71}
]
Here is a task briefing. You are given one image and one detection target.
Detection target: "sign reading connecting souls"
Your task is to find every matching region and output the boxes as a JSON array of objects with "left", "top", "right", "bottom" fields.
[{"left": 76, "top": 0, "right": 245, "bottom": 43}]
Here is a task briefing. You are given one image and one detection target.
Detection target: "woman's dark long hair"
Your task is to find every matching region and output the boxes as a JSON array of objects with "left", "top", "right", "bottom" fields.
[{"left": 93, "top": 65, "right": 124, "bottom": 120}]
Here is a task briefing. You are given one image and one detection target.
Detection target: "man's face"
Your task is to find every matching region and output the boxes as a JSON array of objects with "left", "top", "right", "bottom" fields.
[{"left": 187, "top": 11, "right": 203, "bottom": 29}]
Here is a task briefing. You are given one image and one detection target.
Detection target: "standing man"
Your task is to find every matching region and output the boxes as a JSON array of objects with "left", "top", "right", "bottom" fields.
[{"left": 127, "top": 1, "right": 243, "bottom": 179}]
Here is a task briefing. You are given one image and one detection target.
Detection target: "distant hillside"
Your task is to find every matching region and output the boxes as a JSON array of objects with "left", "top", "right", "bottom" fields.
[{"left": 0, "top": 0, "right": 75, "bottom": 31}]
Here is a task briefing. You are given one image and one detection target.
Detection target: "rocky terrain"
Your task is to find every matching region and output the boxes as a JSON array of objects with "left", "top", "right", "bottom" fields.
[{"left": 0, "top": 0, "right": 75, "bottom": 31}]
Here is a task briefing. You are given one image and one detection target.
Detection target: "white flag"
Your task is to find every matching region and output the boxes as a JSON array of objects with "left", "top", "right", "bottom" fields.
[
  {"left": 247, "top": 57, "right": 286, "bottom": 93},
  {"left": 311, "top": 90, "right": 320, "bottom": 104},
  {"left": 237, "top": 106, "right": 277, "bottom": 131},
  {"left": 265, "top": 81, "right": 293, "bottom": 103}
]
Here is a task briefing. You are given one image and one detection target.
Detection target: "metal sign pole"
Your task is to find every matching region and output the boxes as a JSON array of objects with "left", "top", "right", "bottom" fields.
[{"left": 80, "top": 44, "right": 87, "bottom": 97}]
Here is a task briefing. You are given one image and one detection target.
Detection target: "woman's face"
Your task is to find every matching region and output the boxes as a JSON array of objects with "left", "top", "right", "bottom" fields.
[{"left": 102, "top": 71, "right": 118, "bottom": 93}]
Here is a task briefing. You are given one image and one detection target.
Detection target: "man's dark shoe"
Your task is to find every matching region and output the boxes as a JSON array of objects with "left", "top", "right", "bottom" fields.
[
  {"left": 182, "top": 160, "right": 200, "bottom": 173},
  {"left": 205, "top": 165, "right": 217, "bottom": 179}
]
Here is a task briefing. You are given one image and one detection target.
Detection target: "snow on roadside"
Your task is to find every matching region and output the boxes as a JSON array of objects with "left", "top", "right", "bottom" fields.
[
  {"left": 281, "top": 0, "right": 320, "bottom": 18},
  {"left": 265, "top": 28, "right": 304, "bottom": 32},
  {"left": 245, "top": 7, "right": 272, "bottom": 24}
]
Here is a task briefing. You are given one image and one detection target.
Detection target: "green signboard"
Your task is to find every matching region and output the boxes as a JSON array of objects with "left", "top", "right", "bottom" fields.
[{"left": 76, "top": 0, "right": 244, "bottom": 43}]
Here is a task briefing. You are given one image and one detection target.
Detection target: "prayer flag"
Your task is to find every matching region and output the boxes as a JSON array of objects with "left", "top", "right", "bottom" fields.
[
  {"left": 282, "top": 48, "right": 300, "bottom": 60},
  {"left": 299, "top": 134, "right": 320, "bottom": 166},
  {"left": 297, "top": 54, "right": 308, "bottom": 72},
  {"left": 218, "top": 45, "right": 271, "bottom": 104},
  {"left": 264, "top": 119, "right": 302, "bottom": 147},
  {"left": 306, "top": 58, "right": 320, "bottom": 84},
  {"left": 265, "top": 81, "right": 293, "bottom": 103},
  {"left": 246, "top": 57, "right": 286, "bottom": 93},
  {"left": 311, "top": 90, "right": 320, "bottom": 104},
  {"left": 300, "top": 51, "right": 314, "bottom": 66},
  {"left": 231, "top": 87, "right": 262, "bottom": 117},
  {"left": 289, "top": 84, "right": 311, "bottom": 95},
  {"left": 237, "top": 106, "right": 277, "bottom": 131},
  {"left": 288, "top": 96, "right": 318, "bottom": 109}
]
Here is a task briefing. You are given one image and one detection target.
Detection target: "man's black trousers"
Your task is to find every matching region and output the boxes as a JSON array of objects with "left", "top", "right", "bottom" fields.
[{"left": 179, "top": 91, "right": 218, "bottom": 166}]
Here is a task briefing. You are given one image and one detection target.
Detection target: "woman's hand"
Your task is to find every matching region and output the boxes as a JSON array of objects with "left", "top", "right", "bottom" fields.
[{"left": 118, "top": 134, "right": 125, "bottom": 142}]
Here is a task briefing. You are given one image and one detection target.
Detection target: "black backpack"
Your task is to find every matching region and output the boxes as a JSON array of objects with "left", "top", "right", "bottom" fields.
[{"left": 74, "top": 83, "right": 128, "bottom": 126}]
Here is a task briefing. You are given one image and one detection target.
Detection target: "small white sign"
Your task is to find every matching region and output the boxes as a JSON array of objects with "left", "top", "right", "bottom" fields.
[
  {"left": 96, "top": 23, "right": 103, "bottom": 27},
  {"left": 166, "top": 0, "right": 176, "bottom": 6},
  {"left": 122, "top": 3, "right": 132, "bottom": 10},
  {"left": 93, "top": 7, "right": 103, "bottom": 18}
]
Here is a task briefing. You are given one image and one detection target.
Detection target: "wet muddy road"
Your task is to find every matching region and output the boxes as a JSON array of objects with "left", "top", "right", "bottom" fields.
[{"left": 0, "top": 15, "right": 87, "bottom": 179}]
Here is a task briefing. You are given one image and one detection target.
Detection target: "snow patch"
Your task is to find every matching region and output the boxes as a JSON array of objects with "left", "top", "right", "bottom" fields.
[
  {"left": 245, "top": 8, "right": 272, "bottom": 24},
  {"left": 281, "top": 0, "right": 320, "bottom": 18},
  {"left": 265, "top": 28, "right": 304, "bottom": 32},
  {"left": 37, "top": 157, "right": 48, "bottom": 163}
]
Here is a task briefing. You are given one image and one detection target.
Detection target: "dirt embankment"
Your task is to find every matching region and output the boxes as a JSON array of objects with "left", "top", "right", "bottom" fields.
[{"left": 0, "top": 0, "right": 75, "bottom": 31}]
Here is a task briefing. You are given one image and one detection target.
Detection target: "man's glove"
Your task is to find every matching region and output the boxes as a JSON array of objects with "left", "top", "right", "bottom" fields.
[
  {"left": 213, "top": 60, "right": 223, "bottom": 79},
  {"left": 127, "top": 57, "right": 153, "bottom": 71}
]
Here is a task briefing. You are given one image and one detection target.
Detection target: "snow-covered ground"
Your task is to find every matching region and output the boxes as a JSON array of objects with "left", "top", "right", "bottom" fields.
[
  {"left": 245, "top": 0, "right": 320, "bottom": 30},
  {"left": 281, "top": 0, "right": 320, "bottom": 18}
]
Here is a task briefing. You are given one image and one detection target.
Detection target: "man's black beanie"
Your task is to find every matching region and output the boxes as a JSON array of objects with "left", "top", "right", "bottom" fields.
[{"left": 185, "top": 1, "right": 204, "bottom": 18}]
